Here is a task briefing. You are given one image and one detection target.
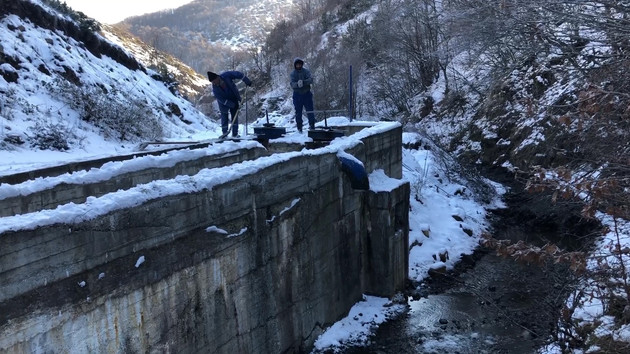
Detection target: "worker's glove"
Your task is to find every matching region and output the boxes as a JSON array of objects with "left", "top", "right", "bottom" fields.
[{"left": 297, "top": 80, "right": 303, "bottom": 88}]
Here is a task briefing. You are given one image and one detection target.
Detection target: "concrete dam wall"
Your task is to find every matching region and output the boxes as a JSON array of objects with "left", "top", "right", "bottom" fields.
[{"left": 0, "top": 123, "right": 409, "bottom": 353}]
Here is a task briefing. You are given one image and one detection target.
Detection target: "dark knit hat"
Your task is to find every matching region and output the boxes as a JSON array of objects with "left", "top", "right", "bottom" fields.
[{"left": 207, "top": 71, "right": 218, "bottom": 81}]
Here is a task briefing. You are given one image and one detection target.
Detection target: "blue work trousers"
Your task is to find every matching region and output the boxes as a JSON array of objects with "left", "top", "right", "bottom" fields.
[
  {"left": 219, "top": 103, "right": 239, "bottom": 136},
  {"left": 293, "top": 91, "right": 315, "bottom": 130}
]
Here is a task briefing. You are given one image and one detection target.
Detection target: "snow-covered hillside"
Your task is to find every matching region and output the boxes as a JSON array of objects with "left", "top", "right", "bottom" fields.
[
  {"left": 215, "top": 0, "right": 295, "bottom": 48},
  {"left": 102, "top": 24, "right": 209, "bottom": 101},
  {"left": 0, "top": 0, "right": 220, "bottom": 172}
]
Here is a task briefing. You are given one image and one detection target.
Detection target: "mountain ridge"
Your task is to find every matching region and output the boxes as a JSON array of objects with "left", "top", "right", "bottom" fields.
[{"left": 119, "top": 0, "right": 295, "bottom": 74}]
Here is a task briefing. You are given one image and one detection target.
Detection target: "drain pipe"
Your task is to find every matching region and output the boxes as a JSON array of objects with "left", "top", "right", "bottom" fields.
[{"left": 338, "top": 152, "right": 369, "bottom": 190}]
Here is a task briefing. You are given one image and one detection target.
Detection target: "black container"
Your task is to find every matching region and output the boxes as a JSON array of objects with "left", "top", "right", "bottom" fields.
[
  {"left": 308, "top": 129, "right": 345, "bottom": 141},
  {"left": 254, "top": 126, "right": 286, "bottom": 139}
]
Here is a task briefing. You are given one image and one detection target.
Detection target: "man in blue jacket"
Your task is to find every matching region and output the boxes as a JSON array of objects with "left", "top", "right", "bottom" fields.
[
  {"left": 290, "top": 58, "right": 315, "bottom": 133},
  {"left": 208, "top": 70, "right": 252, "bottom": 137}
]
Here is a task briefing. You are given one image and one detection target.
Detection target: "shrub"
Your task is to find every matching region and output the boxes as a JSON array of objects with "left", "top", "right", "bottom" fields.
[
  {"left": 150, "top": 62, "right": 179, "bottom": 96},
  {"left": 49, "top": 79, "right": 164, "bottom": 142},
  {"left": 80, "top": 91, "right": 163, "bottom": 142},
  {"left": 27, "top": 121, "right": 79, "bottom": 151},
  {"left": 42, "top": 0, "right": 101, "bottom": 32}
]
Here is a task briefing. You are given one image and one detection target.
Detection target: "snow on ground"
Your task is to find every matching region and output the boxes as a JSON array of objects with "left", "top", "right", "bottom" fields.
[
  {"left": 403, "top": 143, "right": 498, "bottom": 281},
  {"left": 312, "top": 295, "right": 406, "bottom": 351}
]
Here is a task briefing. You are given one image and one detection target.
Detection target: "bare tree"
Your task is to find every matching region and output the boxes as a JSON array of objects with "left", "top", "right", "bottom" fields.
[{"left": 353, "top": 0, "right": 443, "bottom": 115}]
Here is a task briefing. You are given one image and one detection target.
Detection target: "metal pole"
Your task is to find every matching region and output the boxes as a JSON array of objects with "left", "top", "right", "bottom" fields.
[{"left": 348, "top": 65, "right": 353, "bottom": 121}]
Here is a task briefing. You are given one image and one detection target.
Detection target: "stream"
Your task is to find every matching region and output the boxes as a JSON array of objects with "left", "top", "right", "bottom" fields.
[{"left": 343, "top": 184, "right": 598, "bottom": 354}]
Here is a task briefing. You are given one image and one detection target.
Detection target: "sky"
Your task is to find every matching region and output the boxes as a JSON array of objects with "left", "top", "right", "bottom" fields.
[
  {"left": 3, "top": 1, "right": 630, "bottom": 352},
  {"left": 62, "top": 0, "right": 195, "bottom": 24}
]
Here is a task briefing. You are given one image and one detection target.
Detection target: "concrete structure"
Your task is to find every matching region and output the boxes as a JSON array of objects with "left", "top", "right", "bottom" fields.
[
  {"left": 0, "top": 122, "right": 409, "bottom": 353},
  {"left": 0, "top": 144, "right": 268, "bottom": 217}
]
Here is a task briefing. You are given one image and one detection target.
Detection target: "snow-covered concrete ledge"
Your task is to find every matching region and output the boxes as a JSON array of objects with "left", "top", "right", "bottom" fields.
[
  {"left": 0, "top": 141, "right": 266, "bottom": 217},
  {"left": 0, "top": 121, "right": 400, "bottom": 233}
]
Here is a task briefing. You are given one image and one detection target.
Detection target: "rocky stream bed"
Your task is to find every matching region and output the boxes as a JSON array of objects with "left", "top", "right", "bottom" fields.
[{"left": 344, "top": 177, "right": 600, "bottom": 354}]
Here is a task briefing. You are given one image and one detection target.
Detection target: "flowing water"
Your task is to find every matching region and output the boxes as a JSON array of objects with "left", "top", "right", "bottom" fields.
[
  {"left": 345, "top": 250, "right": 572, "bottom": 353},
  {"left": 342, "top": 188, "right": 597, "bottom": 354}
]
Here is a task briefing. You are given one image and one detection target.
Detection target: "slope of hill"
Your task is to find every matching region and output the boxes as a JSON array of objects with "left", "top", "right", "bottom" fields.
[
  {"left": 0, "top": 0, "right": 220, "bottom": 173},
  {"left": 101, "top": 24, "right": 209, "bottom": 101}
]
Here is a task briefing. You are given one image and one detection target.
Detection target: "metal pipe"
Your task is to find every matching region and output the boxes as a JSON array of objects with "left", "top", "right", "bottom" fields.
[
  {"left": 304, "top": 110, "right": 348, "bottom": 114},
  {"left": 348, "top": 65, "right": 353, "bottom": 121}
]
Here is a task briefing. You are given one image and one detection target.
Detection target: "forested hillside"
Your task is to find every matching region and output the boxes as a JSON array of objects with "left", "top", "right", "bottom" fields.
[
  {"left": 254, "top": 0, "right": 630, "bottom": 218},
  {"left": 119, "top": 0, "right": 294, "bottom": 74}
]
